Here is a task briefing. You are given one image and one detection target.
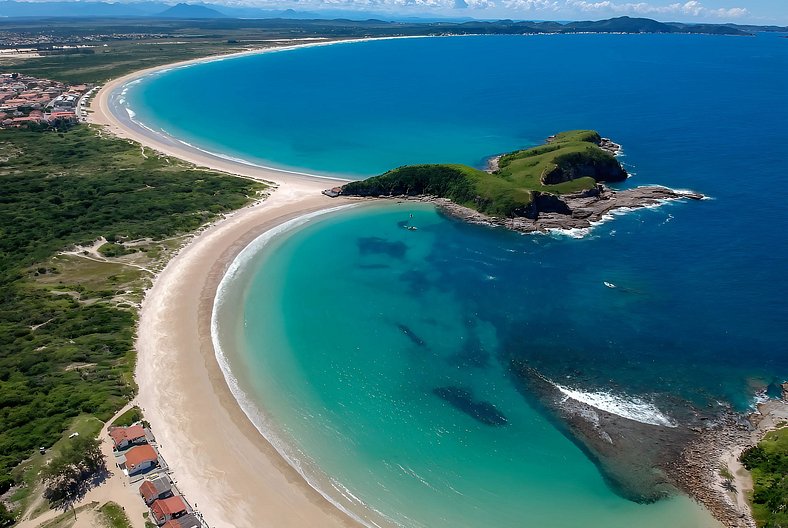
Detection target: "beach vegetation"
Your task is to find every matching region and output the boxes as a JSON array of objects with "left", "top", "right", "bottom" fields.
[
  {"left": 97, "top": 501, "right": 133, "bottom": 528},
  {"left": 741, "top": 426, "right": 788, "bottom": 527},
  {"left": 340, "top": 130, "right": 626, "bottom": 217},
  {"left": 110, "top": 407, "right": 142, "bottom": 428},
  {"left": 97, "top": 243, "right": 134, "bottom": 258},
  {"left": 0, "top": 504, "right": 14, "bottom": 527},
  {"left": 0, "top": 125, "right": 266, "bottom": 515},
  {"left": 41, "top": 436, "right": 105, "bottom": 507}
]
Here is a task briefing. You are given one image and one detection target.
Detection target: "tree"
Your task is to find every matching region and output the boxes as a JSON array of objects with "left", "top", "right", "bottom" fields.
[
  {"left": 0, "top": 503, "right": 14, "bottom": 527},
  {"left": 41, "top": 436, "right": 106, "bottom": 508}
]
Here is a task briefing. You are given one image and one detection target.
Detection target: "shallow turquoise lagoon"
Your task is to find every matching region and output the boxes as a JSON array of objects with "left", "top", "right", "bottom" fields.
[{"left": 133, "top": 34, "right": 788, "bottom": 527}]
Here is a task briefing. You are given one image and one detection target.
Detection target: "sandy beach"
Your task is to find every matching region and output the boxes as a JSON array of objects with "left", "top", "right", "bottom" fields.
[{"left": 89, "top": 45, "right": 371, "bottom": 528}]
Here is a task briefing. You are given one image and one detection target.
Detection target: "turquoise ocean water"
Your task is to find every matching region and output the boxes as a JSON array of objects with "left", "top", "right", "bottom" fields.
[{"left": 125, "top": 35, "right": 788, "bottom": 527}]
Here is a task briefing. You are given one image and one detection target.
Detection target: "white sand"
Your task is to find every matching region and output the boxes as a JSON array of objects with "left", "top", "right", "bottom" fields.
[{"left": 89, "top": 46, "right": 371, "bottom": 528}]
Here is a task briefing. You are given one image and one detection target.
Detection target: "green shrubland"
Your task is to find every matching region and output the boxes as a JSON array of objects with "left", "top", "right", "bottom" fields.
[
  {"left": 0, "top": 125, "right": 266, "bottom": 509},
  {"left": 340, "top": 130, "right": 626, "bottom": 217},
  {"left": 741, "top": 427, "right": 788, "bottom": 528}
]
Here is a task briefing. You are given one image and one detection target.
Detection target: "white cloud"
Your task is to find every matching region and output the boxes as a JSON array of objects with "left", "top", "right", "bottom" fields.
[
  {"left": 564, "top": 0, "right": 748, "bottom": 18},
  {"left": 501, "top": 0, "right": 558, "bottom": 10}
]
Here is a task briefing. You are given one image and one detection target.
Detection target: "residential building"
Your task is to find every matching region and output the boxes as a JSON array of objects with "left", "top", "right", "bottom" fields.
[
  {"left": 161, "top": 513, "right": 201, "bottom": 528},
  {"left": 109, "top": 424, "right": 147, "bottom": 450},
  {"left": 151, "top": 496, "right": 188, "bottom": 525},
  {"left": 139, "top": 476, "right": 174, "bottom": 506},
  {"left": 123, "top": 444, "right": 158, "bottom": 476}
]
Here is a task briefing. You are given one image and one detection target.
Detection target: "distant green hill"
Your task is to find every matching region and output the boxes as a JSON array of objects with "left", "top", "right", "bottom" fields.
[{"left": 339, "top": 130, "right": 627, "bottom": 217}]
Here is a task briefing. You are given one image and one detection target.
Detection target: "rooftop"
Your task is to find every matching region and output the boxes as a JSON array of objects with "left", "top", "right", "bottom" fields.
[
  {"left": 124, "top": 444, "right": 158, "bottom": 469},
  {"left": 139, "top": 475, "right": 172, "bottom": 501},
  {"left": 109, "top": 424, "right": 146, "bottom": 447},
  {"left": 152, "top": 496, "right": 188, "bottom": 520},
  {"left": 162, "top": 513, "right": 201, "bottom": 528}
]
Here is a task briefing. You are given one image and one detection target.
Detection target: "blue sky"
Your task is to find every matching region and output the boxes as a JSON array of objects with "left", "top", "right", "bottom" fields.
[{"left": 194, "top": 0, "right": 787, "bottom": 24}]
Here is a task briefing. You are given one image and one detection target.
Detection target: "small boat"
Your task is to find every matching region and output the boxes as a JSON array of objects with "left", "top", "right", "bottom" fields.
[
  {"left": 405, "top": 225, "right": 418, "bottom": 231},
  {"left": 604, "top": 281, "right": 617, "bottom": 289}
]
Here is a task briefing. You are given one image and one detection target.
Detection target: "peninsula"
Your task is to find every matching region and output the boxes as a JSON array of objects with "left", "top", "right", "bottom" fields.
[{"left": 328, "top": 130, "right": 703, "bottom": 233}]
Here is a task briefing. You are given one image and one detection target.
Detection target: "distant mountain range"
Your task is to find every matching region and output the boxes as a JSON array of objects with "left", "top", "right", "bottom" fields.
[{"left": 0, "top": 1, "right": 786, "bottom": 35}]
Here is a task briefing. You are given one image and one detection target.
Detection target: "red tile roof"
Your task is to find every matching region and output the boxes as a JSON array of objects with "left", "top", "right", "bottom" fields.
[
  {"left": 139, "top": 480, "right": 158, "bottom": 502},
  {"left": 124, "top": 444, "right": 157, "bottom": 469},
  {"left": 109, "top": 425, "right": 146, "bottom": 447},
  {"left": 151, "top": 496, "right": 187, "bottom": 522}
]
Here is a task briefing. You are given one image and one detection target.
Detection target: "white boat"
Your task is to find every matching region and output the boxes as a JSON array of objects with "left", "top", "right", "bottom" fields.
[{"left": 604, "top": 281, "right": 617, "bottom": 289}]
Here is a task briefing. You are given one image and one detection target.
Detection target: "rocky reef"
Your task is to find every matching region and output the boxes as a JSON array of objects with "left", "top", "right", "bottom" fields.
[
  {"left": 434, "top": 184, "right": 703, "bottom": 235},
  {"left": 510, "top": 360, "right": 788, "bottom": 528}
]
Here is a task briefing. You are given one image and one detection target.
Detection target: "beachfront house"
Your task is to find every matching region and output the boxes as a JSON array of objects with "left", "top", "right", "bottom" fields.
[
  {"left": 139, "top": 476, "right": 174, "bottom": 505},
  {"left": 162, "top": 513, "right": 201, "bottom": 528},
  {"left": 151, "top": 496, "right": 189, "bottom": 525},
  {"left": 123, "top": 444, "right": 159, "bottom": 476},
  {"left": 109, "top": 424, "right": 147, "bottom": 450}
]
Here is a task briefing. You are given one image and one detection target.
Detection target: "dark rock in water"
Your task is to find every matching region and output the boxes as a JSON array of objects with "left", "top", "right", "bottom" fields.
[
  {"left": 357, "top": 237, "right": 407, "bottom": 259},
  {"left": 510, "top": 360, "right": 701, "bottom": 503},
  {"left": 397, "top": 323, "right": 426, "bottom": 347},
  {"left": 432, "top": 386, "right": 508, "bottom": 426}
]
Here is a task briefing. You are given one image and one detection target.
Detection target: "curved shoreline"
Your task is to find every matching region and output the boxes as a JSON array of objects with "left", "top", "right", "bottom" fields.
[
  {"left": 91, "top": 36, "right": 372, "bottom": 186},
  {"left": 89, "top": 43, "right": 382, "bottom": 528},
  {"left": 209, "top": 204, "right": 394, "bottom": 528}
]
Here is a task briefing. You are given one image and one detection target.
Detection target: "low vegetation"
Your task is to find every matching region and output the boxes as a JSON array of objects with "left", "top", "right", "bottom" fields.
[
  {"left": 97, "top": 501, "right": 133, "bottom": 528},
  {"left": 110, "top": 407, "right": 142, "bottom": 428},
  {"left": 340, "top": 130, "right": 626, "bottom": 217},
  {"left": 0, "top": 125, "right": 266, "bottom": 516},
  {"left": 42, "top": 436, "right": 104, "bottom": 507},
  {"left": 740, "top": 427, "right": 788, "bottom": 528}
]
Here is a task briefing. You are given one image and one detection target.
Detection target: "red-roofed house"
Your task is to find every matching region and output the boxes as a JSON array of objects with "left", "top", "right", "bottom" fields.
[
  {"left": 123, "top": 444, "right": 158, "bottom": 475},
  {"left": 161, "top": 513, "right": 200, "bottom": 528},
  {"left": 109, "top": 425, "right": 147, "bottom": 450},
  {"left": 139, "top": 476, "right": 173, "bottom": 505},
  {"left": 151, "top": 496, "right": 188, "bottom": 525}
]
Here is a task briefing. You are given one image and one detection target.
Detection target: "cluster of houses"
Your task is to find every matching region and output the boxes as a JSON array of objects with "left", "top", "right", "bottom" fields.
[
  {"left": 0, "top": 72, "right": 90, "bottom": 127},
  {"left": 109, "top": 424, "right": 202, "bottom": 528}
]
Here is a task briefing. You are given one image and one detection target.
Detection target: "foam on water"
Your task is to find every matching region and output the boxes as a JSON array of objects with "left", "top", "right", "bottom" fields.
[{"left": 553, "top": 382, "right": 678, "bottom": 428}]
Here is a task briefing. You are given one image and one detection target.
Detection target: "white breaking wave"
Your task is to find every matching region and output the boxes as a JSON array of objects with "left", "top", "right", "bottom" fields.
[{"left": 553, "top": 382, "right": 678, "bottom": 428}]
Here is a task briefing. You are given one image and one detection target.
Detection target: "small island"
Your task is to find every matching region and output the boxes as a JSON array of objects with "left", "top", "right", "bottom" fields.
[{"left": 325, "top": 130, "right": 703, "bottom": 233}]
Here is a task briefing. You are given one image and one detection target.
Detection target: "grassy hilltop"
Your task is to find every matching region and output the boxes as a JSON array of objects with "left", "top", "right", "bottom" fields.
[{"left": 340, "top": 130, "right": 626, "bottom": 217}]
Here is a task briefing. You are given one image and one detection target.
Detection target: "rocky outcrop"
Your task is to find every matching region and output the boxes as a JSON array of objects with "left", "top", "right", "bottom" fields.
[
  {"left": 510, "top": 362, "right": 700, "bottom": 503},
  {"left": 431, "top": 184, "right": 703, "bottom": 234},
  {"left": 540, "top": 154, "right": 628, "bottom": 185},
  {"left": 670, "top": 389, "right": 788, "bottom": 528}
]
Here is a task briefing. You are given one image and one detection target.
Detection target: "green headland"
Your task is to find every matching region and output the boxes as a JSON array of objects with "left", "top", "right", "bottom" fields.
[{"left": 339, "top": 130, "right": 627, "bottom": 217}]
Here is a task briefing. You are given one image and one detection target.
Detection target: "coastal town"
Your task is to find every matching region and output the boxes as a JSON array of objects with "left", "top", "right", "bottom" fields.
[
  {"left": 108, "top": 418, "right": 205, "bottom": 528},
  {"left": 0, "top": 72, "right": 92, "bottom": 127}
]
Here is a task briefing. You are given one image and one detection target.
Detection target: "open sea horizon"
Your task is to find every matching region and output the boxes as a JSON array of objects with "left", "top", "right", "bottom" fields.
[{"left": 125, "top": 34, "right": 787, "bottom": 527}]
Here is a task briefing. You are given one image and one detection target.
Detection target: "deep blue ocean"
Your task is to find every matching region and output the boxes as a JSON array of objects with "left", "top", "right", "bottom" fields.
[{"left": 127, "top": 34, "right": 788, "bottom": 528}]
